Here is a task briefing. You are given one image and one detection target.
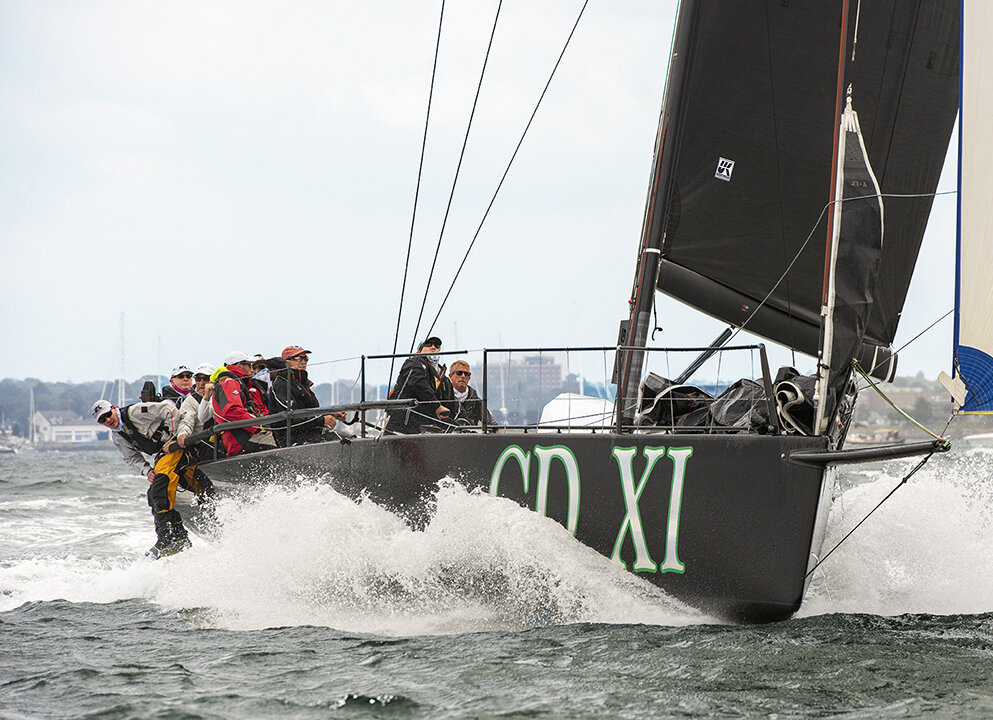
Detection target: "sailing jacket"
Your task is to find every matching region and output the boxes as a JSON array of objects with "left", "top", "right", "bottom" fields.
[
  {"left": 212, "top": 364, "right": 269, "bottom": 457},
  {"left": 267, "top": 359, "right": 325, "bottom": 447},
  {"left": 161, "top": 384, "right": 187, "bottom": 407},
  {"left": 112, "top": 401, "right": 179, "bottom": 477},
  {"left": 451, "top": 385, "right": 495, "bottom": 427},
  {"left": 176, "top": 391, "right": 213, "bottom": 438},
  {"left": 386, "top": 355, "right": 450, "bottom": 434}
]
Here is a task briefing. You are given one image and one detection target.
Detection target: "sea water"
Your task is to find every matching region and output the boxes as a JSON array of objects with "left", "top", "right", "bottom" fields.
[{"left": 2, "top": 445, "right": 992, "bottom": 719}]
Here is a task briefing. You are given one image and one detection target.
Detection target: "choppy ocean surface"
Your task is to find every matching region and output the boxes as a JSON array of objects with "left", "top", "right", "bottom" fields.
[{"left": 2, "top": 444, "right": 992, "bottom": 719}]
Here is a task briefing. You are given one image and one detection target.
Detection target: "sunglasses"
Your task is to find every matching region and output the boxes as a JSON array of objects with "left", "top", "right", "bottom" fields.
[
  {"left": 194, "top": 375, "right": 210, "bottom": 382},
  {"left": 453, "top": 370, "right": 471, "bottom": 377},
  {"left": 288, "top": 355, "right": 309, "bottom": 362},
  {"left": 98, "top": 412, "right": 113, "bottom": 424},
  {"left": 174, "top": 373, "right": 193, "bottom": 379}
]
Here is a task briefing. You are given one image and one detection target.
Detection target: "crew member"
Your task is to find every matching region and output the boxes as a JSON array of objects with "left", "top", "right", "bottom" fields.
[
  {"left": 92, "top": 398, "right": 197, "bottom": 558},
  {"left": 448, "top": 360, "right": 495, "bottom": 427},
  {"left": 161, "top": 366, "right": 193, "bottom": 406},
  {"left": 212, "top": 351, "right": 272, "bottom": 457},
  {"left": 386, "top": 337, "right": 452, "bottom": 434},
  {"left": 249, "top": 354, "right": 272, "bottom": 402},
  {"left": 176, "top": 364, "right": 217, "bottom": 441},
  {"left": 268, "top": 345, "right": 343, "bottom": 447},
  {"left": 166, "top": 364, "right": 219, "bottom": 514},
  {"left": 195, "top": 364, "right": 218, "bottom": 428}
]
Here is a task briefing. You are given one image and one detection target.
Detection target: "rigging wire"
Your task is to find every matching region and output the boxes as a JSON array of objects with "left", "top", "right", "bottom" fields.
[
  {"left": 651, "top": 303, "right": 662, "bottom": 342},
  {"left": 856, "top": 307, "right": 953, "bottom": 382},
  {"left": 723, "top": 189, "right": 957, "bottom": 349},
  {"left": 853, "top": 360, "right": 942, "bottom": 439},
  {"left": 424, "top": 0, "right": 591, "bottom": 339},
  {"left": 890, "top": 307, "right": 954, "bottom": 359},
  {"left": 803, "top": 445, "right": 944, "bottom": 581},
  {"left": 389, "top": 0, "right": 446, "bottom": 384},
  {"left": 410, "top": 0, "right": 504, "bottom": 352}
]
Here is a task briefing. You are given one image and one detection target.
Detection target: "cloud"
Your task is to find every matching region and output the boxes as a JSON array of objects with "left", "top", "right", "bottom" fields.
[{"left": 0, "top": 1, "right": 954, "bottom": 385}]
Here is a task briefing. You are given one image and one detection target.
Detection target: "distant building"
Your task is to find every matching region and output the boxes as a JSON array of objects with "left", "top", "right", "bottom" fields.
[
  {"left": 33, "top": 411, "right": 108, "bottom": 444},
  {"left": 500, "top": 355, "right": 563, "bottom": 388}
]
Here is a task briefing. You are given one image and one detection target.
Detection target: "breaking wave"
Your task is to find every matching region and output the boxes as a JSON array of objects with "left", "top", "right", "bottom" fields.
[
  {"left": 153, "top": 479, "right": 703, "bottom": 633},
  {"left": 4, "top": 440, "right": 991, "bottom": 631},
  {"left": 802, "top": 442, "right": 993, "bottom": 617}
]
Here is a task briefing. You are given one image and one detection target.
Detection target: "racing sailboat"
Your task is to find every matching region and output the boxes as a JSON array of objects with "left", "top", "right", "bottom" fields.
[{"left": 198, "top": 0, "right": 965, "bottom": 622}]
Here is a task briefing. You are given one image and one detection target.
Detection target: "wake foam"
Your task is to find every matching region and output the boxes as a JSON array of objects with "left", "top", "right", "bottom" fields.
[
  {"left": 801, "top": 444, "right": 993, "bottom": 617},
  {"left": 154, "top": 479, "right": 704, "bottom": 634}
]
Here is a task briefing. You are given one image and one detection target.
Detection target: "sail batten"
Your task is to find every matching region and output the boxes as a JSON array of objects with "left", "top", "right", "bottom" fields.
[{"left": 953, "top": 0, "right": 993, "bottom": 413}]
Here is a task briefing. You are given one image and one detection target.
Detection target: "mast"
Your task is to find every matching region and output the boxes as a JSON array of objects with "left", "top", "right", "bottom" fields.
[
  {"left": 813, "top": 0, "right": 893, "bottom": 438},
  {"left": 614, "top": 0, "right": 698, "bottom": 427},
  {"left": 812, "top": 0, "right": 853, "bottom": 436}
]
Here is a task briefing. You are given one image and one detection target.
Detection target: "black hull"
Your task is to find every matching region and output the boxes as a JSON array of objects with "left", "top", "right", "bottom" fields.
[{"left": 199, "top": 432, "right": 832, "bottom": 623}]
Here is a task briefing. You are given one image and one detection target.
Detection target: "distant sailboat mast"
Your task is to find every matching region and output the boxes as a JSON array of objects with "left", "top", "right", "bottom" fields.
[
  {"left": 118, "top": 313, "right": 127, "bottom": 407},
  {"left": 28, "top": 385, "right": 35, "bottom": 445}
]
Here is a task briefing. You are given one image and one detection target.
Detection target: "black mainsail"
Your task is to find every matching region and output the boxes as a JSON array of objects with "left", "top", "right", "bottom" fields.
[{"left": 629, "top": 0, "right": 959, "bottom": 385}]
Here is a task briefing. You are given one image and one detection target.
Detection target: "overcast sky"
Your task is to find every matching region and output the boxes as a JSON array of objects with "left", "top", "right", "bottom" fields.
[{"left": 0, "top": 1, "right": 957, "bottom": 389}]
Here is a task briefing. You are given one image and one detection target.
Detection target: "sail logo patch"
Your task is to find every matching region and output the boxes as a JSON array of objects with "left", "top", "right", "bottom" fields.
[{"left": 715, "top": 157, "right": 734, "bottom": 182}]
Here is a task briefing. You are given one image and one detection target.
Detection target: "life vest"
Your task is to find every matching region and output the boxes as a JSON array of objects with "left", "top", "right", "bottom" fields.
[
  {"left": 215, "top": 370, "right": 266, "bottom": 416},
  {"left": 389, "top": 357, "right": 443, "bottom": 399},
  {"left": 215, "top": 370, "right": 269, "bottom": 420},
  {"left": 117, "top": 404, "right": 169, "bottom": 456},
  {"left": 161, "top": 385, "right": 186, "bottom": 405}
]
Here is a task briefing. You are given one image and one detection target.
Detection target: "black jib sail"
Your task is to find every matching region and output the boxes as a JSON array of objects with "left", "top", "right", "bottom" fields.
[
  {"left": 814, "top": 94, "right": 884, "bottom": 433},
  {"left": 640, "top": 0, "right": 959, "bottom": 379}
]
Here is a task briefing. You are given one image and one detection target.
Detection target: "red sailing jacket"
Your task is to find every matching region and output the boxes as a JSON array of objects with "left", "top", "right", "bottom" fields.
[{"left": 212, "top": 364, "right": 269, "bottom": 457}]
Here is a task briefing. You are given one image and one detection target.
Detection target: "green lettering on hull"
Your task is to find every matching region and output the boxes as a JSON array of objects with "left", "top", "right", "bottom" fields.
[
  {"left": 610, "top": 445, "right": 692, "bottom": 574},
  {"left": 489, "top": 444, "right": 581, "bottom": 535},
  {"left": 659, "top": 446, "right": 692, "bottom": 574}
]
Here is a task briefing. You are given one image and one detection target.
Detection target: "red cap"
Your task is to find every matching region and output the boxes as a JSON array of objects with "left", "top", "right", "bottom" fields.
[{"left": 281, "top": 345, "right": 312, "bottom": 360}]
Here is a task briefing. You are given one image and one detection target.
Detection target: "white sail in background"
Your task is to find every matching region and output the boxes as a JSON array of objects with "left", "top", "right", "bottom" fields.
[{"left": 951, "top": 0, "right": 993, "bottom": 413}]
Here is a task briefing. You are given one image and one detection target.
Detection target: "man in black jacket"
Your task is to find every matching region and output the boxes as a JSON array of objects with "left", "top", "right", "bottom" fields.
[
  {"left": 385, "top": 337, "right": 453, "bottom": 434},
  {"left": 447, "top": 360, "right": 495, "bottom": 427},
  {"left": 268, "top": 345, "right": 342, "bottom": 447}
]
